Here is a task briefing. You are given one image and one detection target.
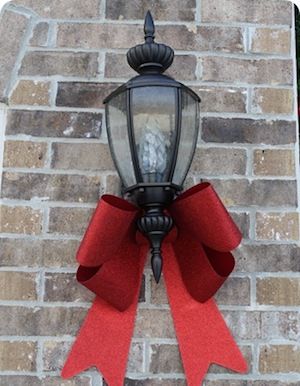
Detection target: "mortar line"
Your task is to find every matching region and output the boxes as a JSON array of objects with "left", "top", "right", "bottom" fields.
[
  {"left": 250, "top": 273, "right": 257, "bottom": 309},
  {"left": 97, "top": 52, "right": 105, "bottom": 80},
  {"left": 0, "top": 300, "right": 91, "bottom": 307},
  {"left": 195, "top": 56, "right": 202, "bottom": 80},
  {"left": 3, "top": 266, "right": 300, "bottom": 278},
  {"left": 99, "top": 0, "right": 106, "bottom": 21},
  {"left": 25, "top": 46, "right": 294, "bottom": 60},
  {"left": 8, "top": 105, "right": 104, "bottom": 113},
  {"left": 195, "top": 0, "right": 201, "bottom": 24},
  {"left": 255, "top": 271, "right": 300, "bottom": 277},
  {"left": 42, "top": 206, "right": 50, "bottom": 235},
  {"left": 0, "top": 198, "right": 98, "bottom": 208},
  {"left": 36, "top": 339, "right": 44, "bottom": 374},
  {"left": 251, "top": 341, "right": 260, "bottom": 375},
  {"left": 49, "top": 79, "right": 58, "bottom": 108},
  {"left": 50, "top": 21, "right": 58, "bottom": 48},
  {"left": 37, "top": 267, "right": 45, "bottom": 303},
  {"left": 0, "top": 233, "right": 82, "bottom": 240},
  {"left": 44, "top": 141, "right": 52, "bottom": 168},
  {"left": 0, "top": 267, "right": 78, "bottom": 273},
  {"left": 7, "top": 108, "right": 296, "bottom": 122},
  {"left": 2, "top": 166, "right": 112, "bottom": 175},
  {"left": 3, "top": 167, "right": 296, "bottom": 181},
  {"left": 0, "top": 335, "right": 297, "bottom": 345},
  {"left": 248, "top": 208, "right": 257, "bottom": 241},
  {"left": 144, "top": 271, "right": 151, "bottom": 305},
  {"left": 7, "top": 104, "right": 296, "bottom": 120},
  {"left": 0, "top": 106, "right": 7, "bottom": 194},
  {"left": 203, "top": 373, "right": 300, "bottom": 381},
  {"left": 91, "top": 372, "right": 103, "bottom": 386},
  {"left": 4, "top": 135, "right": 296, "bottom": 150},
  {"left": 108, "top": 372, "right": 300, "bottom": 381},
  {"left": 245, "top": 147, "right": 253, "bottom": 176},
  {"left": 1, "top": 167, "right": 299, "bottom": 181},
  {"left": 5, "top": 14, "right": 37, "bottom": 102},
  {"left": 15, "top": 75, "right": 296, "bottom": 89},
  {"left": 247, "top": 86, "right": 253, "bottom": 114},
  {"left": 5, "top": 4, "right": 38, "bottom": 18},
  {"left": 46, "top": 20, "right": 55, "bottom": 48},
  {"left": 31, "top": 17, "right": 293, "bottom": 29},
  {"left": 4, "top": 108, "right": 292, "bottom": 121},
  {"left": 4, "top": 135, "right": 108, "bottom": 144},
  {"left": 241, "top": 238, "right": 299, "bottom": 245},
  {"left": 244, "top": 26, "right": 249, "bottom": 53},
  {"left": 144, "top": 340, "right": 150, "bottom": 373}
]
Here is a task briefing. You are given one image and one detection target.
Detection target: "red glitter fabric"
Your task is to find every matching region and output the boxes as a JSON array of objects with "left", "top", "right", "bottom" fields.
[{"left": 62, "top": 183, "right": 247, "bottom": 386}]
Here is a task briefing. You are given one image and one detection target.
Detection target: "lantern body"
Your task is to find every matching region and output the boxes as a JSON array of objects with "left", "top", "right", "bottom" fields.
[{"left": 105, "top": 74, "right": 200, "bottom": 193}]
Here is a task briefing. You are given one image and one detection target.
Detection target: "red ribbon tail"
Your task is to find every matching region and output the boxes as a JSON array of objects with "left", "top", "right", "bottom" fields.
[
  {"left": 61, "top": 299, "right": 133, "bottom": 386},
  {"left": 163, "top": 244, "right": 248, "bottom": 386},
  {"left": 62, "top": 246, "right": 147, "bottom": 386}
]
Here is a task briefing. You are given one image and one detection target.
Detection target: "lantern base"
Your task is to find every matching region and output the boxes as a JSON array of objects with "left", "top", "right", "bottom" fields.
[
  {"left": 124, "top": 182, "right": 181, "bottom": 202},
  {"left": 127, "top": 183, "right": 179, "bottom": 283},
  {"left": 137, "top": 208, "right": 173, "bottom": 283}
]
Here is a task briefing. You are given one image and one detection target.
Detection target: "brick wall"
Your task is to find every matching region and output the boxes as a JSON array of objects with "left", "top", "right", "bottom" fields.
[{"left": 0, "top": 0, "right": 299, "bottom": 385}]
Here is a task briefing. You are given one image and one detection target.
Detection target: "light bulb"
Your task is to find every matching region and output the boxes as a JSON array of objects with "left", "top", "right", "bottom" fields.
[{"left": 138, "top": 117, "right": 169, "bottom": 182}]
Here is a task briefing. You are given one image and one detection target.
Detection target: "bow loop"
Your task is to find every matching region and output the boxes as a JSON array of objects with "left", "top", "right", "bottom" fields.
[
  {"left": 169, "top": 183, "right": 241, "bottom": 303},
  {"left": 77, "top": 195, "right": 139, "bottom": 267},
  {"left": 170, "top": 183, "right": 242, "bottom": 252},
  {"left": 76, "top": 195, "right": 141, "bottom": 311}
]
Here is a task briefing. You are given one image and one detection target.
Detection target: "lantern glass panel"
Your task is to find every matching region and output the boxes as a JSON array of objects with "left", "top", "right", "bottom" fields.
[
  {"left": 106, "top": 91, "right": 136, "bottom": 188},
  {"left": 131, "top": 86, "right": 177, "bottom": 183},
  {"left": 172, "top": 89, "right": 199, "bottom": 186}
]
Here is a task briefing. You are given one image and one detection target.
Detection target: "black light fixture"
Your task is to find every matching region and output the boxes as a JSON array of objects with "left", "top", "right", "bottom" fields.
[{"left": 103, "top": 11, "right": 200, "bottom": 283}]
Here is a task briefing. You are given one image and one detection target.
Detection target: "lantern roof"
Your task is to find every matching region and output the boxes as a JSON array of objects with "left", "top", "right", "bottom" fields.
[{"left": 103, "top": 73, "right": 200, "bottom": 104}]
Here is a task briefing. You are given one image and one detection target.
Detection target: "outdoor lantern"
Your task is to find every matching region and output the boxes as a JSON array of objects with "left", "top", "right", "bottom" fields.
[
  {"left": 103, "top": 11, "right": 200, "bottom": 283},
  {"left": 63, "top": 10, "right": 246, "bottom": 384}
]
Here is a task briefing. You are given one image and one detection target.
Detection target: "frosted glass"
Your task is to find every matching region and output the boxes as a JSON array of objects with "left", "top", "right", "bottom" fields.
[
  {"left": 131, "top": 86, "right": 177, "bottom": 183},
  {"left": 172, "top": 90, "right": 199, "bottom": 186},
  {"left": 106, "top": 91, "right": 136, "bottom": 188}
]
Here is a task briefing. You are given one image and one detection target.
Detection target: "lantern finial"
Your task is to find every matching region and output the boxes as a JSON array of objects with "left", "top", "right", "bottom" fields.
[{"left": 144, "top": 10, "right": 155, "bottom": 43}]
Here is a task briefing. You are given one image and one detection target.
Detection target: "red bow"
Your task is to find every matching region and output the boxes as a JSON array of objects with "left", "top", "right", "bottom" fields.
[{"left": 62, "top": 182, "right": 247, "bottom": 385}]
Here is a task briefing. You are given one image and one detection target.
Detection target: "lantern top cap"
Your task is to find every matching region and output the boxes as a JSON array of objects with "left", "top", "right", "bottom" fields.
[{"left": 127, "top": 11, "right": 174, "bottom": 75}]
